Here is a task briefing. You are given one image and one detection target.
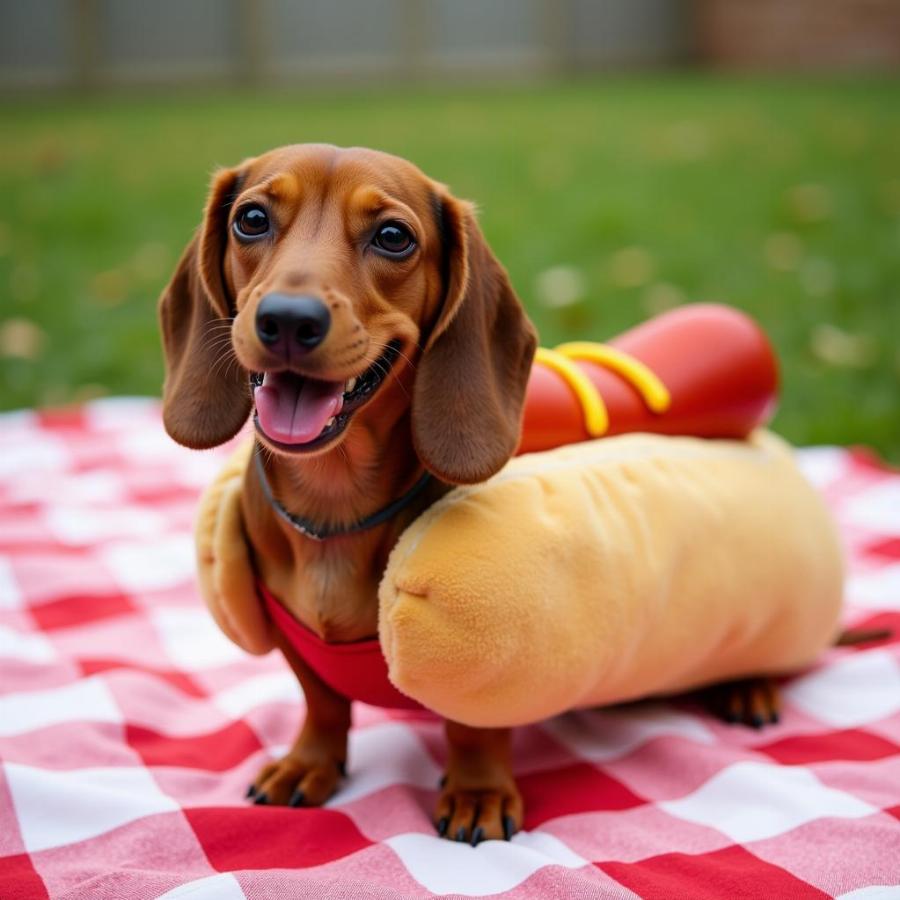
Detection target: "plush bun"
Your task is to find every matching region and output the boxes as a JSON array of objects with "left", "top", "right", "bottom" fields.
[{"left": 378, "top": 431, "right": 843, "bottom": 727}]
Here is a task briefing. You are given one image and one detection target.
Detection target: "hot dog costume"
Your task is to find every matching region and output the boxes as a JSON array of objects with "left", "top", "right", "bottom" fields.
[{"left": 195, "top": 305, "right": 843, "bottom": 726}]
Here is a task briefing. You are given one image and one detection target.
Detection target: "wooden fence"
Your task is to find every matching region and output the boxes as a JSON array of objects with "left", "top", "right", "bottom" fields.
[{"left": 0, "top": 0, "right": 691, "bottom": 90}]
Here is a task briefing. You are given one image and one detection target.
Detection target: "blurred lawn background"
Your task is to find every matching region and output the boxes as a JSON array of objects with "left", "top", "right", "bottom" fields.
[{"left": 0, "top": 76, "right": 898, "bottom": 459}]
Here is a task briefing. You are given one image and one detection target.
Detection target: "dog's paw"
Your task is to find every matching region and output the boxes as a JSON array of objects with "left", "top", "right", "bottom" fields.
[
  {"left": 703, "top": 676, "right": 781, "bottom": 728},
  {"left": 247, "top": 752, "right": 345, "bottom": 807},
  {"left": 434, "top": 777, "right": 523, "bottom": 845}
]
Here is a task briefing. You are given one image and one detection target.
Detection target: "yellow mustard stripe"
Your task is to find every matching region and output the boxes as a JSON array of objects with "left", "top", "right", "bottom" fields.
[
  {"left": 534, "top": 342, "right": 672, "bottom": 438},
  {"left": 534, "top": 347, "right": 609, "bottom": 436},
  {"left": 554, "top": 342, "right": 672, "bottom": 415}
]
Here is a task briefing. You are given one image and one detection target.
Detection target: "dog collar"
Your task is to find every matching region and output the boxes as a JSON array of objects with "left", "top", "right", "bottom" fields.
[{"left": 253, "top": 444, "right": 433, "bottom": 541}]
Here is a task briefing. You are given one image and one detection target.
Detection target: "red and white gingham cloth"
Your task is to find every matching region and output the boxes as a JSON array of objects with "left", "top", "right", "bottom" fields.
[{"left": 0, "top": 398, "right": 898, "bottom": 899}]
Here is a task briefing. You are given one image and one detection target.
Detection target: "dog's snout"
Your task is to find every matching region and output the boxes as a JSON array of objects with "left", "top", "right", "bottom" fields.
[{"left": 255, "top": 294, "right": 331, "bottom": 354}]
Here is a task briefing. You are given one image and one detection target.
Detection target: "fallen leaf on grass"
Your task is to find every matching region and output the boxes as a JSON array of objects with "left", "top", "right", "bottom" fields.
[
  {"left": 0, "top": 318, "right": 46, "bottom": 360},
  {"left": 72, "top": 383, "right": 110, "bottom": 404},
  {"left": 34, "top": 140, "right": 70, "bottom": 176},
  {"left": 89, "top": 269, "right": 128, "bottom": 306},
  {"left": 787, "top": 184, "right": 832, "bottom": 224},
  {"left": 609, "top": 247, "right": 654, "bottom": 289},
  {"left": 535, "top": 265, "right": 586, "bottom": 309},
  {"left": 810, "top": 324, "right": 877, "bottom": 369}
]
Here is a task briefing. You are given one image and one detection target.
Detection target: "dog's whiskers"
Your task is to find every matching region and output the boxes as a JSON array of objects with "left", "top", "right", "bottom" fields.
[
  {"left": 204, "top": 340, "right": 240, "bottom": 364},
  {"left": 203, "top": 337, "right": 234, "bottom": 352},
  {"left": 369, "top": 353, "right": 410, "bottom": 401},
  {"left": 208, "top": 345, "right": 240, "bottom": 381},
  {"left": 199, "top": 322, "right": 237, "bottom": 356},
  {"left": 370, "top": 340, "right": 417, "bottom": 372}
]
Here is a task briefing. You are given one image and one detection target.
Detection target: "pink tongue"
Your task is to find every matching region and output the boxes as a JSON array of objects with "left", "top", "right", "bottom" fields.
[{"left": 255, "top": 373, "right": 344, "bottom": 444}]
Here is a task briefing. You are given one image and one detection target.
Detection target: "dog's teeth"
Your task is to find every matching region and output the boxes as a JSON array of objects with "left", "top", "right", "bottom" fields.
[
  {"left": 345, "top": 377, "right": 357, "bottom": 393},
  {"left": 325, "top": 417, "right": 336, "bottom": 428}
]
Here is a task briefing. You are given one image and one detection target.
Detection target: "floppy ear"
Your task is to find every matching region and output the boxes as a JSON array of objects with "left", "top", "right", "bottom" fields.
[
  {"left": 412, "top": 194, "right": 538, "bottom": 484},
  {"left": 158, "top": 167, "right": 252, "bottom": 449}
]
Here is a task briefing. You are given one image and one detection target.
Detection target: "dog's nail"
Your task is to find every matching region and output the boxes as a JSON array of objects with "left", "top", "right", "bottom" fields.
[
  {"left": 288, "top": 789, "right": 305, "bottom": 808},
  {"left": 455, "top": 826, "right": 467, "bottom": 842},
  {"left": 246, "top": 784, "right": 258, "bottom": 799},
  {"left": 437, "top": 816, "right": 449, "bottom": 837},
  {"left": 770, "top": 710, "right": 781, "bottom": 724},
  {"left": 724, "top": 712, "right": 739, "bottom": 724},
  {"left": 750, "top": 713, "right": 765, "bottom": 729},
  {"left": 438, "top": 774, "right": 447, "bottom": 789},
  {"left": 502, "top": 815, "right": 516, "bottom": 841},
  {"left": 253, "top": 792, "right": 269, "bottom": 805},
  {"left": 337, "top": 760, "right": 347, "bottom": 777},
  {"left": 470, "top": 826, "right": 484, "bottom": 846}
]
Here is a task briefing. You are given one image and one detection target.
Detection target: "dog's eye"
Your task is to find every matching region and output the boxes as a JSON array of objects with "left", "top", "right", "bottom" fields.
[
  {"left": 233, "top": 205, "right": 270, "bottom": 240},
  {"left": 372, "top": 222, "right": 415, "bottom": 257}
]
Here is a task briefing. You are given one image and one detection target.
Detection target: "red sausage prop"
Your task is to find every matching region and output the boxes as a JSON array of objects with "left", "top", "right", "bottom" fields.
[{"left": 518, "top": 304, "right": 779, "bottom": 454}]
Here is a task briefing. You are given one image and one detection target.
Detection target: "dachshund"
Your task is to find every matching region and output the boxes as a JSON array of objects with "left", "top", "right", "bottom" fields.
[
  {"left": 160, "top": 143, "right": 824, "bottom": 844},
  {"left": 159, "top": 144, "right": 538, "bottom": 844}
]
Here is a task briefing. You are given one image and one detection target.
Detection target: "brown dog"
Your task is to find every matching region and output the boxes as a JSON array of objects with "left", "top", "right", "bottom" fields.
[{"left": 159, "top": 144, "right": 538, "bottom": 844}]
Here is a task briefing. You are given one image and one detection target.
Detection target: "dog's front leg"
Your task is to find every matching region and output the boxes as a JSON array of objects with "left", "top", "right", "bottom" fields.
[
  {"left": 248, "top": 630, "right": 351, "bottom": 807},
  {"left": 436, "top": 721, "right": 523, "bottom": 845}
]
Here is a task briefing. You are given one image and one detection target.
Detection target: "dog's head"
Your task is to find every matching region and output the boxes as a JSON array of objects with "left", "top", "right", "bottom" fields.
[{"left": 159, "top": 144, "right": 537, "bottom": 484}]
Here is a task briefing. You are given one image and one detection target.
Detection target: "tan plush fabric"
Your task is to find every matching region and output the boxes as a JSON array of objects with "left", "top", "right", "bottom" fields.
[
  {"left": 195, "top": 440, "right": 274, "bottom": 656},
  {"left": 379, "top": 431, "right": 843, "bottom": 727}
]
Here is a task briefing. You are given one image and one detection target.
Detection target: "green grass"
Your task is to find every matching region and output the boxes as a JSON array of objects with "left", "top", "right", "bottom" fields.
[{"left": 1, "top": 76, "right": 898, "bottom": 459}]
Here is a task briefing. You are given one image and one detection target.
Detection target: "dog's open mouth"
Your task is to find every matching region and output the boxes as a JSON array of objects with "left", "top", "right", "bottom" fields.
[{"left": 251, "top": 341, "right": 401, "bottom": 451}]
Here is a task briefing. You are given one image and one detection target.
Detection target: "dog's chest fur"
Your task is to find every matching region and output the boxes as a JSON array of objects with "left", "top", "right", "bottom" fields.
[
  {"left": 241, "top": 474, "right": 440, "bottom": 644},
  {"left": 248, "top": 522, "right": 386, "bottom": 642}
]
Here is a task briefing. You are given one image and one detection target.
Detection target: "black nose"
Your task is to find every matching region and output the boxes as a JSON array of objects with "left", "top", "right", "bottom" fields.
[{"left": 255, "top": 294, "right": 331, "bottom": 355}]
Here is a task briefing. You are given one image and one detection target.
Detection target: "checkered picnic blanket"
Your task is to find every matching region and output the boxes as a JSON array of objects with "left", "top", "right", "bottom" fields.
[{"left": 0, "top": 398, "right": 898, "bottom": 899}]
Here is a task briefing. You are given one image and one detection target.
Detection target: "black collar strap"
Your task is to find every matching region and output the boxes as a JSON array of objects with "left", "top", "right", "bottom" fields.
[{"left": 253, "top": 444, "right": 433, "bottom": 541}]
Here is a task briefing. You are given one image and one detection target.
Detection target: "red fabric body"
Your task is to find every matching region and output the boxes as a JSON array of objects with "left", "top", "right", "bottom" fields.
[
  {"left": 258, "top": 582, "right": 423, "bottom": 711},
  {"left": 519, "top": 303, "right": 779, "bottom": 453}
]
